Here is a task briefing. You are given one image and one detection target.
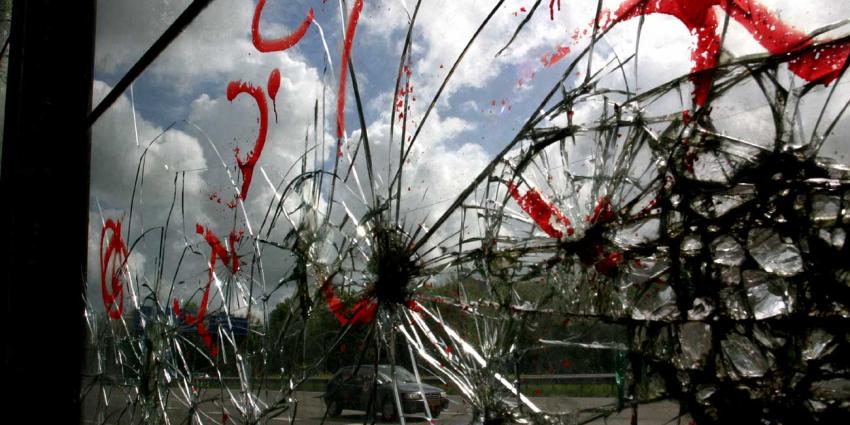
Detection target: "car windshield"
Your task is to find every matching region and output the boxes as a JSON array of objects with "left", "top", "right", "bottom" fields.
[{"left": 377, "top": 366, "right": 418, "bottom": 383}]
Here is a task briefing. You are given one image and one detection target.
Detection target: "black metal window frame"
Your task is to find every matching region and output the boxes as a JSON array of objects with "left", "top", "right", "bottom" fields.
[{"left": 0, "top": 1, "right": 214, "bottom": 422}]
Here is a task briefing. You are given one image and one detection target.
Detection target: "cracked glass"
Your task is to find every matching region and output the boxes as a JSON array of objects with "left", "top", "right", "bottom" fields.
[{"left": 83, "top": 1, "right": 850, "bottom": 424}]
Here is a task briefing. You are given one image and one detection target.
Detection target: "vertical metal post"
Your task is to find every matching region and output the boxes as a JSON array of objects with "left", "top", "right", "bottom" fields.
[{"left": 0, "top": 0, "right": 95, "bottom": 422}]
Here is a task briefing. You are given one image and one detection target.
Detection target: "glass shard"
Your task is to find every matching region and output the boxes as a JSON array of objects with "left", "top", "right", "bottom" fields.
[{"left": 747, "top": 228, "right": 804, "bottom": 277}]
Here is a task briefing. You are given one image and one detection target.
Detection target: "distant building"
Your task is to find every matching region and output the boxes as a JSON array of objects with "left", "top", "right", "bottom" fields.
[
  {"left": 207, "top": 312, "right": 249, "bottom": 337},
  {"left": 132, "top": 306, "right": 248, "bottom": 338}
]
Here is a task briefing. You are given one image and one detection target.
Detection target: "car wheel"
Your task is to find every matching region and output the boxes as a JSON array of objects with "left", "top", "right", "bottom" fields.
[
  {"left": 326, "top": 399, "right": 342, "bottom": 417},
  {"left": 381, "top": 399, "right": 397, "bottom": 422}
]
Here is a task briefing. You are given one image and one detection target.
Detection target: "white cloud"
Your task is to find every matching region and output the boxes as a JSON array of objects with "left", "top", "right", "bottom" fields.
[
  {"left": 91, "top": 80, "right": 209, "bottom": 216},
  {"left": 88, "top": 0, "right": 850, "bottom": 310},
  {"left": 95, "top": 0, "right": 315, "bottom": 90}
]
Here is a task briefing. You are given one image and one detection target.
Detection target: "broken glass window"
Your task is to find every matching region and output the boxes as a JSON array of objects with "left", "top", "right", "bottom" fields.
[{"left": 82, "top": 1, "right": 850, "bottom": 424}]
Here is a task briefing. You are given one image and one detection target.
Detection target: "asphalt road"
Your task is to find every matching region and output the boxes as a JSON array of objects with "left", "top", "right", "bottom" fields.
[{"left": 81, "top": 386, "right": 689, "bottom": 425}]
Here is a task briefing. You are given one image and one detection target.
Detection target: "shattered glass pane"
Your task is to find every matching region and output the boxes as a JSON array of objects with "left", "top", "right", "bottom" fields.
[
  {"left": 711, "top": 235, "right": 745, "bottom": 266},
  {"left": 82, "top": 1, "right": 850, "bottom": 424},
  {"left": 747, "top": 228, "right": 804, "bottom": 277},
  {"left": 742, "top": 270, "right": 795, "bottom": 320},
  {"left": 676, "top": 323, "right": 711, "bottom": 370},
  {"left": 802, "top": 328, "right": 836, "bottom": 361},
  {"left": 720, "top": 333, "right": 770, "bottom": 379}
]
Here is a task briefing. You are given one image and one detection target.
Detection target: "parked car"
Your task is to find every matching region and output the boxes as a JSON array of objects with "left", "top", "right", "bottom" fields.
[{"left": 324, "top": 365, "right": 450, "bottom": 420}]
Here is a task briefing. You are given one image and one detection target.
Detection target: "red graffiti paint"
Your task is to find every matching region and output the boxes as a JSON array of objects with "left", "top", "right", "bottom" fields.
[
  {"left": 508, "top": 182, "right": 575, "bottom": 238},
  {"left": 268, "top": 68, "right": 281, "bottom": 122},
  {"left": 320, "top": 278, "right": 377, "bottom": 326},
  {"left": 100, "top": 219, "right": 129, "bottom": 320},
  {"left": 235, "top": 2, "right": 313, "bottom": 200},
  {"left": 197, "top": 320, "right": 219, "bottom": 358},
  {"left": 197, "top": 224, "right": 236, "bottom": 320},
  {"left": 227, "top": 80, "right": 268, "bottom": 200},
  {"left": 549, "top": 0, "right": 561, "bottom": 20},
  {"left": 172, "top": 225, "right": 241, "bottom": 356},
  {"left": 251, "top": 0, "right": 314, "bottom": 52},
  {"left": 612, "top": 0, "right": 850, "bottom": 105},
  {"left": 406, "top": 299, "right": 422, "bottom": 312},
  {"left": 541, "top": 45, "right": 571, "bottom": 67},
  {"left": 336, "top": 0, "right": 364, "bottom": 139}
]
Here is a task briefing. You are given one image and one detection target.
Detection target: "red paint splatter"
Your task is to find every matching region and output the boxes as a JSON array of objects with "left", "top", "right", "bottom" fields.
[
  {"left": 541, "top": 45, "right": 571, "bottom": 67},
  {"left": 567, "top": 196, "right": 624, "bottom": 276},
  {"left": 251, "top": 0, "right": 313, "bottom": 52},
  {"left": 562, "top": 358, "right": 572, "bottom": 369},
  {"left": 508, "top": 182, "right": 574, "bottom": 238},
  {"left": 222, "top": 412, "right": 229, "bottom": 424},
  {"left": 100, "top": 219, "right": 128, "bottom": 320},
  {"left": 339, "top": 343, "right": 348, "bottom": 353},
  {"left": 210, "top": 192, "right": 223, "bottom": 205},
  {"left": 534, "top": 388, "right": 543, "bottom": 396},
  {"left": 227, "top": 80, "right": 268, "bottom": 201},
  {"left": 395, "top": 83, "right": 415, "bottom": 114},
  {"left": 336, "top": 0, "right": 365, "bottom": 140},
  {"left": 549, "top": 0, "right": 561, "bottom": 20},
  {"left": 267, "top": 68, "right": 281, "bottom": 122},
  {"left": 594, "top": 251, "right": 624, "bottom": 275},
  {"left": 612, "top": 0, "right": 850, "bottom": 106},
  {"left": 210, "top": 191, "right": 239, "bottom": 208}
]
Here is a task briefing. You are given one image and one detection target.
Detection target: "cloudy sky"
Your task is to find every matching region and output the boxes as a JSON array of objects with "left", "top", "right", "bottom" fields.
[{"left": 88, "top": 0, "right": 850, "bottom": 316}]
